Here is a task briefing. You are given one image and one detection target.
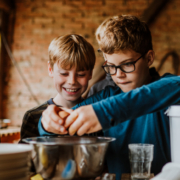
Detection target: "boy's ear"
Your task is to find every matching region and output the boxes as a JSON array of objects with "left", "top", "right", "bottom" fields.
[
  {"left": 147, "top": 50, "right": 155, "bottom": 67},
  {"left": 48, "top": 61, "right": 54, "bottom": 78}
]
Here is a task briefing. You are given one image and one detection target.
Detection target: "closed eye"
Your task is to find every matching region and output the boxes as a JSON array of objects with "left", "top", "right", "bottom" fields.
[
  {"left": 106, "top": 65, "right": 115, "bottom": 67},
  {"left": 77, "top": 74, "right": 85, "bottom": 77},
  {"left": 60, "top": 73, "right": 68, "bottom": 76},
  {"left": 122, "top": 62, "right": 134, "bottom": 67}
]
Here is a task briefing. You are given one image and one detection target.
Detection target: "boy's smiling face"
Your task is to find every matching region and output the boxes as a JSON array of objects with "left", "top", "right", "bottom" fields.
[
  {"left": 104, "top": 49, "right": 154, "bottom": 92},
  {"left": 48, "top": 62, "right": 92, "bottom": 107}
]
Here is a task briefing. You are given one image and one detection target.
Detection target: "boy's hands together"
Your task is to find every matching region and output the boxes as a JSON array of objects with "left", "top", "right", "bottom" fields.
[
  {"left": 41, "top": 105, "right": 102, "bottom": 135},
  {"left": 41, "top": 105, "right": 72, "bottom": 134},
  {"left": 64, "top": 105, "right": 102, "bottom": 136}
]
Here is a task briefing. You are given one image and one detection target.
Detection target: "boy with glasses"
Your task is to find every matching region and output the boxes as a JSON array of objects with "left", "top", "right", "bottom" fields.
[{"left": 38, "top": 15, "right": 180, "bottom": 179}]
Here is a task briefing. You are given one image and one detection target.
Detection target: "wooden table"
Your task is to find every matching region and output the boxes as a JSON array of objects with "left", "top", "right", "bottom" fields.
[
  {"left": 121, "top": 173, "right": 154, "bottom": 180},
  {"left": 0, "top": 126, "right": 20, "bottom": 143}
]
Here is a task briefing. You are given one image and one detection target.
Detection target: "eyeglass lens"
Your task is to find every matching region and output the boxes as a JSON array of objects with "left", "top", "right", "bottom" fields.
[{"left": 104, "top": 64, "right": 135, "bottom": 74}]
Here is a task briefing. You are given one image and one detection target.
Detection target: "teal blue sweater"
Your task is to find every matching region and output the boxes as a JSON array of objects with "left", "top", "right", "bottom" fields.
[{"left": 39, "top": 73, "right": 180, "bottom": 180}]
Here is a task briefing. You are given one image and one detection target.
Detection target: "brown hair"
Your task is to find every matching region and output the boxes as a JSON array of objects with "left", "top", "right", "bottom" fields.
[
  {"left": 95, "top": 15, "right": 153, "bottom": 55},
  {"left": 48, "top": 34, "right": 95, "bottom": 71}
]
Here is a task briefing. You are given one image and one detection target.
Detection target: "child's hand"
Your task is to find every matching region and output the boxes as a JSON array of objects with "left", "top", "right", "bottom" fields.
[
  {"left": 64, "top": 105, "right": 102, "bottom": 136},
  {"left": 41, "top": 105, "right": 71, "bottom": 134}
]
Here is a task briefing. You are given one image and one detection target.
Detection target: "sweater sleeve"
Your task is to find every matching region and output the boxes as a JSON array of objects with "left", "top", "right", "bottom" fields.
[
  {"left": 38, "top": 116, "right": 56, "bottom": 136},
  {"left": 72, "top": 86, "right": 118, "bottom": 110},
  {"left": 20, "top": 102, "right": 48, "bottom": 141},
  {"left": 93, "top": 75, "right": 180, "bottom": 130},
  {"left": 38, "top": 75, "right": 180, "bottom": 135}
]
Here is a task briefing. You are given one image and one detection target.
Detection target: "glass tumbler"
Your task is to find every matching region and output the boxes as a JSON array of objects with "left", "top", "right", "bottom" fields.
[{"left": 128, "top": 144, "right": 154, "bottom": 180}]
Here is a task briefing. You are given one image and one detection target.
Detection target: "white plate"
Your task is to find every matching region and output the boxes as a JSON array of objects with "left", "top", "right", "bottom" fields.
[
  {"left": 0, "top": 158, "right": 30, "bottom": 170},
  {"left": 0, "top": 143, "right": 33, "bottom": 154},
  {"left": 0, "top": 176, "right": 29, "bottom": 180},
  {"left": 0, "top": 152, "right": 31, "bottom": 161},
  {"left": 0, "top": 143, "right": 32, "bottom": 161},
  {"left": 0, "top": 167, "right": 29, "bottom": 178}
]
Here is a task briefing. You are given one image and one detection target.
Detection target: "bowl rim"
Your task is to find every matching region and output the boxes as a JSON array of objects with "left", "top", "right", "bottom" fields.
[{"left": 22, "top": 136, "right": 116, "bottom": 145}]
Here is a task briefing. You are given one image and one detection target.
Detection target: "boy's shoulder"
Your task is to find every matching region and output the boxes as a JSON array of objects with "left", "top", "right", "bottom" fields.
[
  {"left": 25, "top": 101, "right": 49, "bottom": 115},
  {"left": 23, "top": 98, "right": 55, "bottom": 122},
  {"left": 20, "top": 100, "right": 51, "bottom": 140},
  {"left": 23, "top": 99, "right": 55, "bottom": 123},
  {"left": 161, "top": 73, "right": 177, "bottom": 78},
  {"left": 92, "top": 85, "right": 122, "bottom": 100}
]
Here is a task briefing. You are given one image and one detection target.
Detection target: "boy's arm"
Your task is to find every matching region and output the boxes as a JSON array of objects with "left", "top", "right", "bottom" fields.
[
  {"left": 20, "top": 111, "right": 40, "bottom": 142},
  {"left": 20, "top": 110, "right": 44, "bottom": 142},
  {"left": 94, "top": 75, "right": 180, "bottom": 129},
  {"left": 20, "top": 102, "right": 52, "bottom": 142},
  {"left": 66, "top": 75, "right": 180, "bottom": 135}
]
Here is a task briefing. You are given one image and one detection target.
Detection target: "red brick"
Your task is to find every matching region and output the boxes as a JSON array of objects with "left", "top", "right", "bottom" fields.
[{"left": 3, "top": 0, "right": 180, "bottom": 126}]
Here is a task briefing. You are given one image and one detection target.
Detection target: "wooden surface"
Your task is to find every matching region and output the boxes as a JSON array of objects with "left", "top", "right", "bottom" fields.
[{"left": 121, "top": 173, "right": 154, "bottom": 180}]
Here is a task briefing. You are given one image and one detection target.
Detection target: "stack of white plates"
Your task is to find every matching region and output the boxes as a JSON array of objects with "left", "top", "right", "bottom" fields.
[{"left": 0, "top": 143, "right": 33, "bottom": 180}]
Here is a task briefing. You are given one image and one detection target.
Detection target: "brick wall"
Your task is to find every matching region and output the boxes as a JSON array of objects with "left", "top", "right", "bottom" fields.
[{"left": 1, "top": 0, "right": 180, "bottom": 126}]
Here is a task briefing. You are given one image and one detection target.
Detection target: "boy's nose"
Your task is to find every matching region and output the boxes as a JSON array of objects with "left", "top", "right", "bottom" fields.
[
  {"left": 68, "top": 75, "right": 76, "bottom": 84},
  {"left": 116, "top": 68, "right": 126, "bottom": 77}
]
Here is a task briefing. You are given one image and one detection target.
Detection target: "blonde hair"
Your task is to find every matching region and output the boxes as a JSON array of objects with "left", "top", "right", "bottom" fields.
[
  {"left": 48, "top": 34, "right": 95, "bottom": 71},
  {"left": 96, "top": 15, "right": 153, "bottom": 55}
]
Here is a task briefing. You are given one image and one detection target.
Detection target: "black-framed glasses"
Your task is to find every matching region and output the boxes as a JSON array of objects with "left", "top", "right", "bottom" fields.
[{"left": 101, "top": 54, "right": 144, "bottom": 75}]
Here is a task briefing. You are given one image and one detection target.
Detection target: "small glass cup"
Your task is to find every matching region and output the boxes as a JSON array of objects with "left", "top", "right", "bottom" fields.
[{"left": 128, "top": 144, "right": 154, "bottom": 180}]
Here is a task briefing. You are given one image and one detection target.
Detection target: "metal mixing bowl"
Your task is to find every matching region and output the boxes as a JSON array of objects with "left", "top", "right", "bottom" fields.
[{"left": 23, "top": 136, "right": 115, "bottom": 180}]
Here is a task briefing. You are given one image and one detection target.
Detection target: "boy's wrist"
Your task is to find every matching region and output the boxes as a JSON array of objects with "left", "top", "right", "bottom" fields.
[
  {"left": 92, "top": 103, "right": 113, "bottom": 131},
  {"left": 38, "top": 116, "right": 55, "bottom": 136}
]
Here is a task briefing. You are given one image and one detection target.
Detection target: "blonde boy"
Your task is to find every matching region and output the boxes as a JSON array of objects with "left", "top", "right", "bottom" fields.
[{"left": 20, "top": 34, "right": 95, "bottom": 140}]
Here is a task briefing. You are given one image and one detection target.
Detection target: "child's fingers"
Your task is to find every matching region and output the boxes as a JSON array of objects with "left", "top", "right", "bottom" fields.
[
  {"left": 61, "top": 107, "right": 73, "bottom": 114},
  {"left": 41, "top": 105, "right": 68, "bottom": 134},
  {"left": 64, "top": 111, "right": 78, "bottom": 128},
  {"left": 43, "top": 105, "right": 62, "bottom": 122},
  {"left": 67, "top": 105, "right": 102, "bottom": 136},
  {"left": 49, "top": 111, "right": 63, "bottom": 124},
  {"left": 42, "top": 116, "right": 68, "bottom": 134},
  {"left": 68, "top": 115, "right": 84, "bottom": 136},
  {"left": 86, "top": 124, "right": 101, "bottom": 134},
  {"left": 76, "top": 123, "right": 92, "bottom": 136},
  {"left": 58, "top": 111, "right": 70, "bottom": 119}
]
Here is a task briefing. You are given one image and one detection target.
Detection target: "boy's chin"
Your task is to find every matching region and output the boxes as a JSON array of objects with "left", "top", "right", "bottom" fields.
[
  {"left": 66, "top": 96, "right": 82, "bottom": 102},
  {"left": 118, "top": 85, "right": 134, "bottom": 93}
]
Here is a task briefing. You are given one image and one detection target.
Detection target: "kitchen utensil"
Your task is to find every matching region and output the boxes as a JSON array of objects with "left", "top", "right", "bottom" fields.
[{"left": 23, "top": 136, "right": 115, "bottom": 180}]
